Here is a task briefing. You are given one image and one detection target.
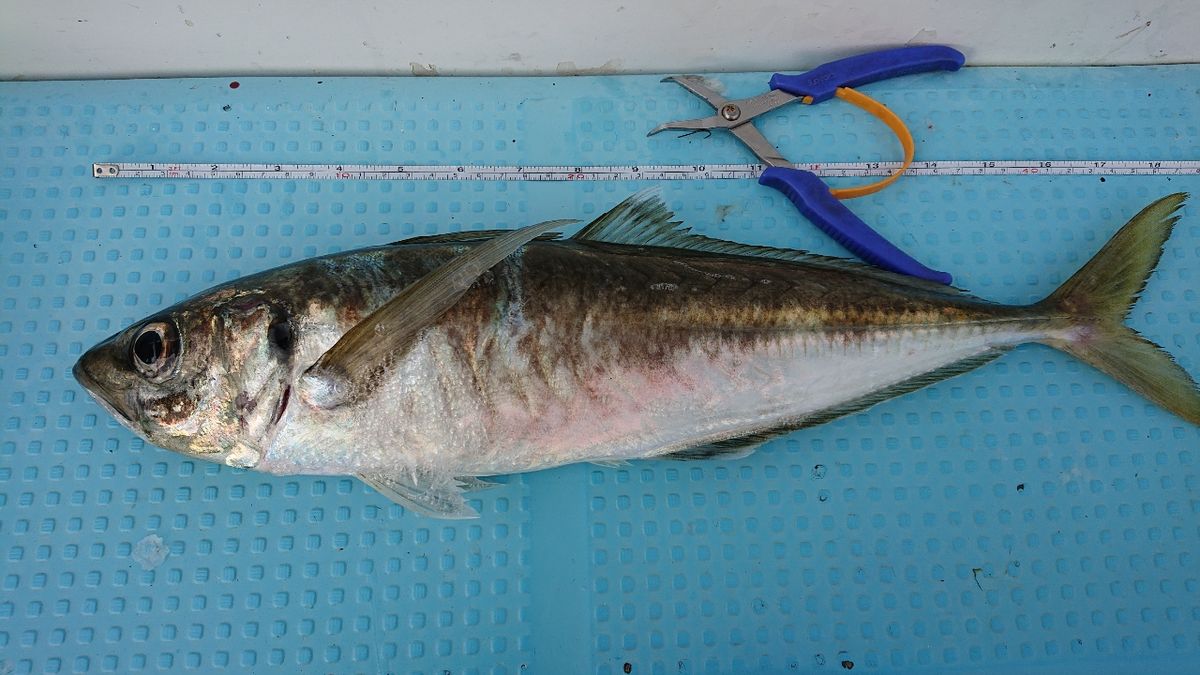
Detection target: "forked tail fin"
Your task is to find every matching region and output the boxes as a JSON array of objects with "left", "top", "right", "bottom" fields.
[{"left": 1036, "top": 193, "right": 1199, "bottom": 424}]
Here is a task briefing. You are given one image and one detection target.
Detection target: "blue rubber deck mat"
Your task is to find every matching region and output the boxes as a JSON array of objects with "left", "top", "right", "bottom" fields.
[{"left": 2, "top": 65, "right": 1199, "bottom": 675}]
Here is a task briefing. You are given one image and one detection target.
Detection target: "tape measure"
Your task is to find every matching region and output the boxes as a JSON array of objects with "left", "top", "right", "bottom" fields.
[{"left": 94, "top": 160, "right": 1200, "bottom": 182}]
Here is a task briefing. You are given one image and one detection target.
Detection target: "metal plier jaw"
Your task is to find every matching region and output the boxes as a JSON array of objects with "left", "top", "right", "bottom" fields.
[
  {"left": 650, "top": 78, "right": 799, "bottom": 168},
  {"left": 649, "top": 46, "right": 965, "bottom": 284}
]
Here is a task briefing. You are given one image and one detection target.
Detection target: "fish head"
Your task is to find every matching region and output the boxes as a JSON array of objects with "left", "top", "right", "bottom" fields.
[{"left": 74, "top": 289, "right": 298, "bottom": 469}]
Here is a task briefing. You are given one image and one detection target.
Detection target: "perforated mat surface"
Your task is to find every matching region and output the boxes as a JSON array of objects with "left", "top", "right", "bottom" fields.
[{"left": 1, "top": 66, "right": 1199, "bottom": 674}]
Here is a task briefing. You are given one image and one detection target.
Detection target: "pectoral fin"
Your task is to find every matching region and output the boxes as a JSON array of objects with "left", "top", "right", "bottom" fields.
[
  {"left": 359, "top": 472, "right": 494, "bottom": 519},
  {"left": 299, "top": 218, "right": 576, "bottom": 409}
]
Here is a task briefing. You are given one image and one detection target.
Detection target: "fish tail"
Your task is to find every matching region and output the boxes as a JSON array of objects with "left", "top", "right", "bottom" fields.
[{"left": 1035, "top": 193, "right": 1200, "bottom": 424}]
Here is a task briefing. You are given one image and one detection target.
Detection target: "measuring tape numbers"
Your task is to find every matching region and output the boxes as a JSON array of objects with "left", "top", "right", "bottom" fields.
[{"left": 94, "top": 160, "right": 1200, "bottom": 182}]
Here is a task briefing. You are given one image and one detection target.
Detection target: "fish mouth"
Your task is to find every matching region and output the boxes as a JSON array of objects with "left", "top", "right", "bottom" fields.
[{"left": 72, "top": 357, "right": 137, "bottom": 429}]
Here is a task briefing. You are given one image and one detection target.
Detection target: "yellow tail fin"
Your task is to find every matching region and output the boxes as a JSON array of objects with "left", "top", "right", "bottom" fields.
[{"left": 1037, "top": 193, "right": 1200, "bottom": 424}]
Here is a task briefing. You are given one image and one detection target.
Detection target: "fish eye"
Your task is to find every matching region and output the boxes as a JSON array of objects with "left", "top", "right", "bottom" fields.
[{"left": 131, "top": 321, "right": 180, "bottom": 377}]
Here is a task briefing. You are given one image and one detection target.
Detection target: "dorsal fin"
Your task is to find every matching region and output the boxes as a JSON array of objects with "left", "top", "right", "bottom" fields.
[
  {"left": 571, "top": 190, "right": 968, "bottom": 297},
  {"left": 395, "top": 230, "right": 562, "bottom": 246}
]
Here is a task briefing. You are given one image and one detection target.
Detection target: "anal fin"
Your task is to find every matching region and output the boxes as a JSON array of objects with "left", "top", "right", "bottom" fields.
[
  {"left": 797, "top": 347, "right": 1012, "bottom": 430},
  {"left": 589, "top": 459, "right": 632, "bottom": 469},
  {"left": 664, "top": 348, "right": 1013, "bottom": 461},
  {"left": 662, "top": 437, "right": 764, "bottom": 461},
  {"left": 454, "top": 475, "right": 499, "bottom": 491}
]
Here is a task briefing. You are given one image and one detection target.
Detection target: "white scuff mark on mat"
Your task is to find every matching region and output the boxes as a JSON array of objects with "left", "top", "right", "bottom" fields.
[
  {"left": 410, "top": 62, "right": 439, "bottom": 77},
  {"left": 1115, "top": 19, "right": 1152, "bottom": 40},
  {"left": 133, "top": 534, "right": 169, "bottom": 570},
  {"left": 555, "top": 59, "right": 624, "bottom": 76},
  {"left": 906, "top": 27, "right": 939, "bottom": 45}
]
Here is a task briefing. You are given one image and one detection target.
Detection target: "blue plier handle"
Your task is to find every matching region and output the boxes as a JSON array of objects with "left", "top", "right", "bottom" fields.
[
  {"left": 768, "top": 46, "right": 965, "bottom": 103},
  {"left": 649, "top": 46, "right": 965, "bottom": 284}
]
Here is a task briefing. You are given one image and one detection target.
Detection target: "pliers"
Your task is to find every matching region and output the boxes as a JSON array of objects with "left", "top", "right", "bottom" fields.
[{"left": 648, "top": 46, "right": 965, "bottom": 284}]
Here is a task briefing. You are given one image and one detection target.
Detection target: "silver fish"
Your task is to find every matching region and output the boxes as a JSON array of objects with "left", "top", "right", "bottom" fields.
[{"left": 74, "top": 192, "right": 1200, "bottom": 517}]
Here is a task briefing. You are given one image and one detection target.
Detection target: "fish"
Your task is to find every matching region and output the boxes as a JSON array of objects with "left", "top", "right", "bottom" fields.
[{"left": 73, "top": 192, "right": 1200, "bottom": 518}]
